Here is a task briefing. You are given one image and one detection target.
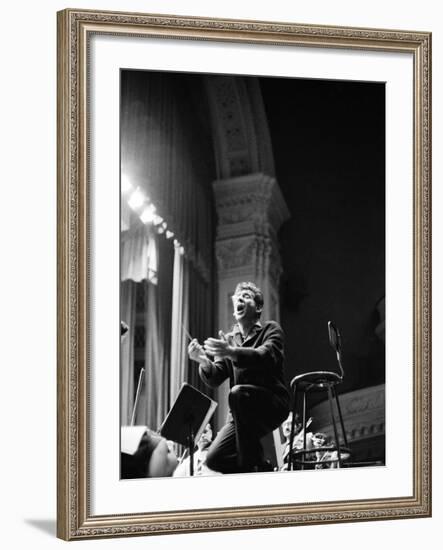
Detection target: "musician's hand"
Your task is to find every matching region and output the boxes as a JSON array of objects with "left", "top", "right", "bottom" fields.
[
  {"left": 204, "top": 332, "right": 235, "bottom": 359},
  {"left": 188, "top": 338, "right": 208, "bottom": 364}
]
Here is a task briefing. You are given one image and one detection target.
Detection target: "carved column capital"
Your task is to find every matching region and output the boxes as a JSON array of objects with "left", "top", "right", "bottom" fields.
[
  {"left": 213, "top": 173, "right": 289, "bottom": 292},
  {"left": 212, "top": 172, "right": 290, "bottom": 241}
]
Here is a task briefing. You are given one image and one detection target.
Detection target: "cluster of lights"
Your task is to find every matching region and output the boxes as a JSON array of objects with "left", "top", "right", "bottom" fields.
[{"left": 122, "top": 174, "right": 183, "bottom": 253}]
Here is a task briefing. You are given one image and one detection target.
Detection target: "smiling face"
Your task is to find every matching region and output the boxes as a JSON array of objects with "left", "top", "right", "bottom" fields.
[{"left": 232, "top": 284, "right": 263, "bottom": 324}]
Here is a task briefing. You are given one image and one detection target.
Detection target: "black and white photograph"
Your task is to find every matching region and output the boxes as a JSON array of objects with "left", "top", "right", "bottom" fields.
[
  {"left": 52, "top": 3, "right": 432, "bottom": 543},
  {"left": 119, "top": 69, "right": 386, "bottom": 479},
  {"left": 2, "top": 0, "right": 439, "bottom": 546}
]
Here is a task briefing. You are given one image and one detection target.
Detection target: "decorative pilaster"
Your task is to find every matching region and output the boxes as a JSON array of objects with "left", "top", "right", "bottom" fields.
[{"left": 212, "top": 172, "right": 290, "bottom": 426}]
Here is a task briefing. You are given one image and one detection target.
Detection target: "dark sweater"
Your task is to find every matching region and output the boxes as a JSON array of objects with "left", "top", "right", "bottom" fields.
[{"left": 199, "top": 320, "right": 290, "bottom": 408}]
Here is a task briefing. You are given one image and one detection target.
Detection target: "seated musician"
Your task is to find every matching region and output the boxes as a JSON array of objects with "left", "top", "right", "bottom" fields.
[
  {"left": 121, "top": 426, "right": 178, "bottom": 478},
  {"left": 173, "top": 423, "right": 220, "bottom": 477},
  {"left": 281, "top": 412, "right": 302, "bottom": 469},
  {"left": 311, "top": 432, "right": 341, "bottom": 469}
]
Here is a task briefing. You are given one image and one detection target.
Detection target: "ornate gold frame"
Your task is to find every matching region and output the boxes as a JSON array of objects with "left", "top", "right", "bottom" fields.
[{"left": 57, "top": 8, "right": 431, "bottom": 540}]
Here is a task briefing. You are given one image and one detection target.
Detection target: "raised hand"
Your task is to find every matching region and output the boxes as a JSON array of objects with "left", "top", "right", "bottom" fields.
[
  {"left": 188, "top": 338, "right": 207, "bottom": 364},
  {"left": 204, "top": 332, "right": 234, "bottom": 359}
]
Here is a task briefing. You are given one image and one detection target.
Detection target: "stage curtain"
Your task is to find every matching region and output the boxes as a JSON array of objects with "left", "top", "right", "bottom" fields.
[
  {"left": 121, "top": 224, "right": 158, "bottom": 284},
  {"left": 121, "top": 70, "right": 215, "bottom": 284},
  {"left": 134, "top": 234, "right": 174, "bottom": 430},
  {"left": 187, "top": 269, "right": 214, "bottom": 397},
  {"left": 120, "top": 280, "right": 137, "bottom": 425},
  {"left": 170, "top": 244, "right": 190, "bottom": 407}
]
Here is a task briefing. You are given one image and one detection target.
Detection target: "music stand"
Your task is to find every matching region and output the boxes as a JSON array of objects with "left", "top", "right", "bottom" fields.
[{"left": 159, "top": 383, "right": 217, "bottom": 476}]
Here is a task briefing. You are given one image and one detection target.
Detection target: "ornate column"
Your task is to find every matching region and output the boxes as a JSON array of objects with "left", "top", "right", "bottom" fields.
[{"left": 212, "top": 172, "right": 290, "bottom": 426}]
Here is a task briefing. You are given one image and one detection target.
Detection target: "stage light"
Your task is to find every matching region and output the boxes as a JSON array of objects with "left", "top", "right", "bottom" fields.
[
  {"left": 153, "top": 214, "right": 163, "bottom": 226},
  {"left": 128, "top": 188, "right": 145, "bottom": 210},
  {"left": 166, "top": 230, "right": 174, "bottom": 239},
  {"left": 140, "top": 204, "right": 156, "bottom": 224},
  {"left": 121, "top": 174, "right": 132, "bottom": 193}
]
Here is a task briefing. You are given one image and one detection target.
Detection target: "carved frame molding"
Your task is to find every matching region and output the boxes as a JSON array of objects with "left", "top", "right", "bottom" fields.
[{"left": 57, "top": 8, "right": 431, "bottom": 540}]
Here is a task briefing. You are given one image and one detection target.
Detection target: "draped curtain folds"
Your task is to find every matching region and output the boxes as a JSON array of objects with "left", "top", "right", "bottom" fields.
[
  {"left": 188, "top": 269, "right": 214, "bottom": 396},
  {"left": 120, "top": 280, "right": 137, "bottom": 425},
  {"left": 121, "top": 225, "right": 158, "bottom": 283},
  {"left": 121, "top": 71, "right": 215, "bottom": 283},
  {"left": 134, "top": 234, "right": 174, "bottom": 430},
  {"left": 120, "top": 70, "right": 217, "bottom": 431},
  {"left": 120, "top": 224, "right": 214, "bottom": 431},
  {"left": 170, "top": 245, "right": 190, "bottom": 407}
]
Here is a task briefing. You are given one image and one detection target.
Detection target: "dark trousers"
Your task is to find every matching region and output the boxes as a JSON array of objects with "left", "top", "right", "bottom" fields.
[{"left": 205, "top": 384, "right": 288, "bottom": 474}]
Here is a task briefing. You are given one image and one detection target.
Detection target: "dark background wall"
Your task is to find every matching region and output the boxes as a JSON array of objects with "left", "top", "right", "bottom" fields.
[
  {"left": 122, "top": 69, "right": 386, "bottom": 403},
  {"left": 259, "top": 77, "right": 386, "bottom": 395}
]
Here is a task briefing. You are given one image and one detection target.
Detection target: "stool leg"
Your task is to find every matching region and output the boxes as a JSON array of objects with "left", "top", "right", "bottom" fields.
[
  {"left": 332, "top": 386, "right": 349, "bottom": 447},
  {"left": 288, "top": 386, "right": 298, "bottom": 471},
  {"left": 301, "top": 390, "right": 307, "bottom": 470},
  {"left": 327, "top": 385, "right": 342, "bottom": 468}
]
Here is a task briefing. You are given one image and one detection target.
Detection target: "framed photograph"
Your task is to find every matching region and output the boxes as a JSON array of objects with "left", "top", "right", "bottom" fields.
[{"left": 57, "top": 8, "right": 431, "bottom": 540}]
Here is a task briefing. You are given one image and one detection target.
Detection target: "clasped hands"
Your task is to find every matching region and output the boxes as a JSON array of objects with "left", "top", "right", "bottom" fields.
[{"left": 188, "top": 331, "right": 235, "bottom": 364}]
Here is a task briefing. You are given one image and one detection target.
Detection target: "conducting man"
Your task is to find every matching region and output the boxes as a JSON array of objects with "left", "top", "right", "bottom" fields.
[{"left": 188, "top": 282, "right": 290, "bottom": 473}]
